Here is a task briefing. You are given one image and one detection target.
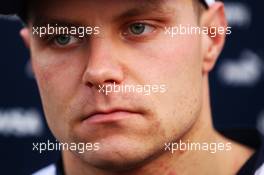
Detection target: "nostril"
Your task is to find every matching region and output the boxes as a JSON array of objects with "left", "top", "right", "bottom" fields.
[
  {"left": 104, "top": 80, "right": 116, "bottom": 84},
  {"left": 86, "top": 82, "right": 93, "bottom": 88},
  {"left": 85, "top": 80, "right": 115, "bottom": 89}
]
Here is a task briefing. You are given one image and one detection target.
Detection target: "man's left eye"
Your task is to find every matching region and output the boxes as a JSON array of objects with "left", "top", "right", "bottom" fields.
[{"left": 125, "top": 23, "right": 156, "bottom": 36}]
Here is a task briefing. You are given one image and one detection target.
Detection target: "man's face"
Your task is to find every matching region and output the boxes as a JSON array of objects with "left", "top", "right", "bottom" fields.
[{"left": 26, "top": 0, "right": 206, "bottom": 169}]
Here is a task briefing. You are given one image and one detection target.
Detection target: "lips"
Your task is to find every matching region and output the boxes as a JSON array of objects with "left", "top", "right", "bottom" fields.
[{"left": 83, "top": 108, "right": 141, "bottom": 124}]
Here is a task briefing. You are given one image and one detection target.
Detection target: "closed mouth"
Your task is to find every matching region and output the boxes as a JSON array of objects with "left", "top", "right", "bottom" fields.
[{"left": 83, "top": 108, "right": 141, "bottom": 124}]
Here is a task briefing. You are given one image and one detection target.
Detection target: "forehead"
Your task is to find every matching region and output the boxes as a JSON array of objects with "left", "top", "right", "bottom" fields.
[
  {"left": 28, "top": 0, "right": 195, "bottom": 25},
  {"left": 29, "top": 0, "right": 170, "bottom": 14}
]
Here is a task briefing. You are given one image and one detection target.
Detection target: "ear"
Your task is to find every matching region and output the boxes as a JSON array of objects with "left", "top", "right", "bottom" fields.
[
  {"left": 20, "top": 27, "right": 35, "bottom": 76},
  {"left": 20, "top": 27, "right": 31, "bottom": 48},
  {"left": 200, "top": 2, "right": 228, "bottom": 74}
]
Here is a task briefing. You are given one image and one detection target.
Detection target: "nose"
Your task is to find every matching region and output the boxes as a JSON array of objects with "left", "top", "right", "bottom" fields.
[{"left": 82, "top": 38, "right": 124, "bottom": 88}]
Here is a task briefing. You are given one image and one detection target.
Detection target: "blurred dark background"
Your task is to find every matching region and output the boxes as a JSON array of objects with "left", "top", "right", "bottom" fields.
[{"left": 0, "top": 0, "right": 263, "bottom": 174}]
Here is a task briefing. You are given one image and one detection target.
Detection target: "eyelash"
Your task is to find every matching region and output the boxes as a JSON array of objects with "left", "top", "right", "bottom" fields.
[
  {"left": 122, "top": 22, "right": 157, "bottom": 39},
  {"left": 42, "top": 34, "right": 83, "bottom": 48}
]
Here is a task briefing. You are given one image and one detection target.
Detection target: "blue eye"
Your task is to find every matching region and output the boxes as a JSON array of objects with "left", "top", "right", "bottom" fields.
[
  {"left": 55, "top": 35, "right": 71, "bottom": 45},
  {"left": 125, "top": 23, "right": 156, "bottom": 36},
  {"left": 53, "top": 35, "right": 80, "bottom": 47},
  {"left": 129, "top": 23, "right": 146, "bottom": 35}
]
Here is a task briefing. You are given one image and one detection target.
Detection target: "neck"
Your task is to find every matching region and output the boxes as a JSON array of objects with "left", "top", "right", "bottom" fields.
[{"left": 63, "top": 77, "right": 254, "bottom": 175}]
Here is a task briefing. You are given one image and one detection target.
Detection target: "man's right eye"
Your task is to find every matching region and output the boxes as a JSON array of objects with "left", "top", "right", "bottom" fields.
[{"left": 52, "top": 34, "right": 80, "bottom": 47}]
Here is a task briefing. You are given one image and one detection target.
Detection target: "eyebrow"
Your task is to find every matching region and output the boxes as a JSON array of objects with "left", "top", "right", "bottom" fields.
[{"left": 31, "top": 16, "right": 86, "bottom": 28}]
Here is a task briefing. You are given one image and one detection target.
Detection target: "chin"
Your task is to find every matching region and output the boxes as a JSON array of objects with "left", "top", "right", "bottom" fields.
[{"left": 76, "top": 138, "right": 154, "bottom": 171}]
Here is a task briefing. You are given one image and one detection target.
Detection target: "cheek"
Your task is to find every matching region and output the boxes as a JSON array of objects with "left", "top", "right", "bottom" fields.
[
  {"left": 31, "top": 48, "right": 85, "bottom": 102},
  {"left": 33, "top": 60, "right": 77, "bottom": 107},
  {"left": 133, "top": 35, "right": 203, "bottom": 138},
  {"left": 31, "top": 51, "right": 86, "bottom": 136},
  {"left": 162, "top": 38, "right": 202, "bottom": 139},
  {"left": 127, "top": 32, "right": 202, "bottom": 83}
]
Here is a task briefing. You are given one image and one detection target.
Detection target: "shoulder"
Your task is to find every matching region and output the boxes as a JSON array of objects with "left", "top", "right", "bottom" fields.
[
  {"left": 254, "top": 140, "right": 264, "bottom": 175},
  {"left": 220, "top": 128, "right": 264, "bottom": 175},
  {"left": 32, "top": 164, "right": 56, "bottom": 175},
  {"left": 255, "top": 163, "right": 264, "bottom": 175}
]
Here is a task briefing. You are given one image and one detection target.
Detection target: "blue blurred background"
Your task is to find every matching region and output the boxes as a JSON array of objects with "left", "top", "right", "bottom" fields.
[{"left": 0, "top": 0, "right": 263, "bottom": 174}]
